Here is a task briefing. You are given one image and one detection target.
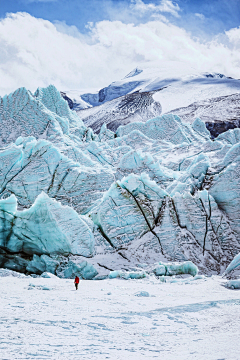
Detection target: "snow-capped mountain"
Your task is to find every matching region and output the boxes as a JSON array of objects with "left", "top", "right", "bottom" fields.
[
  {"left": 0, "top": 68, "right": 240, "bottom": 279},
  {"left": 65, "top": 66, "right": 240, "bottom": 136}
]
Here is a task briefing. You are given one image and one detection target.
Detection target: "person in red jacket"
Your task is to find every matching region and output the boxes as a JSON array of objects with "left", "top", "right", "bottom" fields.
[{"left": 74, "top": 276, "right": 80, "bottom": 290}]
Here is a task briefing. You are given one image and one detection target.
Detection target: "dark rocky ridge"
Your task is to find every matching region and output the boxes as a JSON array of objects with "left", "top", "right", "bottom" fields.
[
  {"left": 60, "top": 91, "right": 74, "bottom": 109},
  {"left": 205, "top": 120, "right": 240, "bottom": 138}
]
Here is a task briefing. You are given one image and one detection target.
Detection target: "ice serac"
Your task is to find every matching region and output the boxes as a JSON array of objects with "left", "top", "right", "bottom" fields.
[
  {"left": 0, "top": 86, "right": 66, "bottom": 145},
  {"left": 93, "top": 171, "right": 240, "bottom": 272},
  {"left": 216, "top": 128, "right": 240, "bottom": 145},
  {"left": 93, "top": 173, "right": 167, "bottom": 249},
  {"left": 0, "top": 137, "right": 114, "bottom": 214},
  {"left": 34, "top": 85, "right": 97, "bottom": 142},
  {"left": 223, "top": 252, "right": 240, "bottom": 276},
  {"left": 0, "top": 85, "right": 95, "bottom": 147},
  {"left": 34, "top": 85, "right": 81, "bottom": 129},
  {"left": 0, "top": 193, "right": 95, "bottom": 257},
  {"left": 116, "top": 114, "right": 209, "bottom": 144},
  {"left": 1, "top": 81, "right": 240, "bottom": 277},
  {"left": 206, "top": 144, "right": 240, "bottom": 242},
  {"left": 56, "top": 259, "right": 98, "bottom": 280}
]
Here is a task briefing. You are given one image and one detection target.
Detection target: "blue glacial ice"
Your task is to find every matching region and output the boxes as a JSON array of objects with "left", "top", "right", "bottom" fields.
[
  {"left": 0, "top": 192, "right": 95, "bottom": 257},
  {"left": 153, "top": 261, "right": 198, "bottom": 277},
  {"left": 108, "top": 261, "right": 198, "bottom": 280},
  {"left": 108, "top": 270, "right": 147, "bottom": 280},
  {"left": 226, "top": 279, "right": 240, "bottom": 289},
  {"left": 0, "top": 84, "right": 240, "bottom": 276},
  {"left": 57, "top": 259, "right": 98, "bottom": 280},
  {"left": 93, "top": 173, "right": 168, "bottom": 248},
  {"left": 0, "top": 136, "right": 114, "bottom": 214},
  {"left": 223, "top": 252, "right": 240, "bottom": 276}
]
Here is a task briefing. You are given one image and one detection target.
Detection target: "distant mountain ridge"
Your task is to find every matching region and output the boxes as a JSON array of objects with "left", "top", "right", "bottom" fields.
[{"left": 63, "top": 67, "right": 240, "bottom": 137}]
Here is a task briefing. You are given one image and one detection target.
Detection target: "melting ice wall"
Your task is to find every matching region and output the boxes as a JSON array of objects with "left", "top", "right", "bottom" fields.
[{"left": 0, "top": 85, "right": 240, "bottom": 277}]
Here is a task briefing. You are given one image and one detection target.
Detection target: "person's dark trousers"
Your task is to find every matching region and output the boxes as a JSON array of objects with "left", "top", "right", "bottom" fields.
[{"left": 75, "top": 283, "right": 78, "bottom": 290}]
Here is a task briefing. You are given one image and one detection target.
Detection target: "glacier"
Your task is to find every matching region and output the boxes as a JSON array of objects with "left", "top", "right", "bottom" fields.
[{"left": 0, "top": 84, "right": 240, "bottom": 278}]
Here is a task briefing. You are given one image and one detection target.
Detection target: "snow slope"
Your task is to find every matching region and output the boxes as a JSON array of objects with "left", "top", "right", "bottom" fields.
[{"left": 76, "top": 64, "right": 240, "bottom": 110}]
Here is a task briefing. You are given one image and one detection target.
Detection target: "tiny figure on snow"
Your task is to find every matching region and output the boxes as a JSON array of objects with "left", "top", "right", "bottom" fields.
[{"left": 74, "top": 276, "right": 80, "bottom": 290}]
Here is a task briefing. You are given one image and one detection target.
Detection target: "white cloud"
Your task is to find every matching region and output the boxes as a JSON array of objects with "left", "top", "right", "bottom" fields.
[
  {"left": 53, "top": 20, "right": 87, "bottom": 40},
  {"left": 195, "top": 13, "right": 205, "bottom": 21},
  {"left": 0, "top": 12, "right": 240, "bottom": 96},
  {"left": 226, "top": 26, "right": 240, "bottom": 48},
  {"left": 131, "top": 0, "right": 181, "bottom": 18}
]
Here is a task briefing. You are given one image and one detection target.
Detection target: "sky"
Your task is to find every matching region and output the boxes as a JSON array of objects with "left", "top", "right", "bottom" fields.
[{"left": 0, "top": 0, "right": 240, "bottom": 95}]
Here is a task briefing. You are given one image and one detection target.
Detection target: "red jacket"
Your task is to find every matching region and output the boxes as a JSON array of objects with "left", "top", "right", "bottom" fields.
[{"left": 75, "top": 276, "right": 79, "bottom": 284}]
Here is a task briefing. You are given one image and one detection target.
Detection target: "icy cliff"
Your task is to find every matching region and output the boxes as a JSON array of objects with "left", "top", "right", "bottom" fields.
[{"left": 0, "top": 85, "right": 240, "bottom": 277}]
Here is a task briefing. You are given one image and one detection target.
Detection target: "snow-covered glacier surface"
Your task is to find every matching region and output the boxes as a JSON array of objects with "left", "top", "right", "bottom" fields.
[
  {"left": 0, "top": 85, "right": 240, "bottom": 278},
  {"left": 1, "top": 274, "right": 240, "bottom": 360}
]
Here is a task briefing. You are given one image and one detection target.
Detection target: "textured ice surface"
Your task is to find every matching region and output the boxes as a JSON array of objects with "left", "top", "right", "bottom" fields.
[
  {"left": 41, "top": 272, "right": 59, "bottom": 278},
  {"left": 153, "top": 261, "right": 198, "bottom": 277},
  {"left": 93, "top": 173, "right": 167, "bottom": 248},
  {"left": 116, "top": 114, "right": 207, "bottom": 144},
  {"left": 109, "top": 270, "right": 147, "bottom": 280},
  {"left": 223, "top": 252, "right": 240, "bottom": 276},
  {"left": 0, "top": 84, "right": 240, "bottom": 276},
  {"left": 108, "top": 261, "right": 198, "bottom": 280},
  {"left": 57, "top": 259, "right": 98, "bottom": 280},
  {"left": 0, "top": 136, "right": 114, "bottom": 213},
  {"left": 0, "top": 268, "right": 27, "bottom": 278},
  {"left": 0, "top": 192, "right": 95, "bottom": 257},
  {"left": 226, "top": 279, "right": 240, "bottom": 289},
  {"left": 0, "top": 85, "right": 90, "bottom": 147}
]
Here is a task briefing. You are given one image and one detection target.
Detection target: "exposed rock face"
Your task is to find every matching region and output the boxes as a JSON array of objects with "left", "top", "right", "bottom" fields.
[
  {"left": 0, "top": 85, "right": 240, "bottom": 277},
  {"left": 60, "top": 92, "right": 74, "bottom": 109}
]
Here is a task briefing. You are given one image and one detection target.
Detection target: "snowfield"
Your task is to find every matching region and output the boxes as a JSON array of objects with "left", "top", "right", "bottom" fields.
[{"left": 1, "top": 274, "right": 240, "bottom": 360}]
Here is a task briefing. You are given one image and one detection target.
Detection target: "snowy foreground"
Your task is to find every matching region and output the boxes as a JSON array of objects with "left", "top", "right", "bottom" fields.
[{"left": 1, "top": 275, "right": 240, "bottom": 360}]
